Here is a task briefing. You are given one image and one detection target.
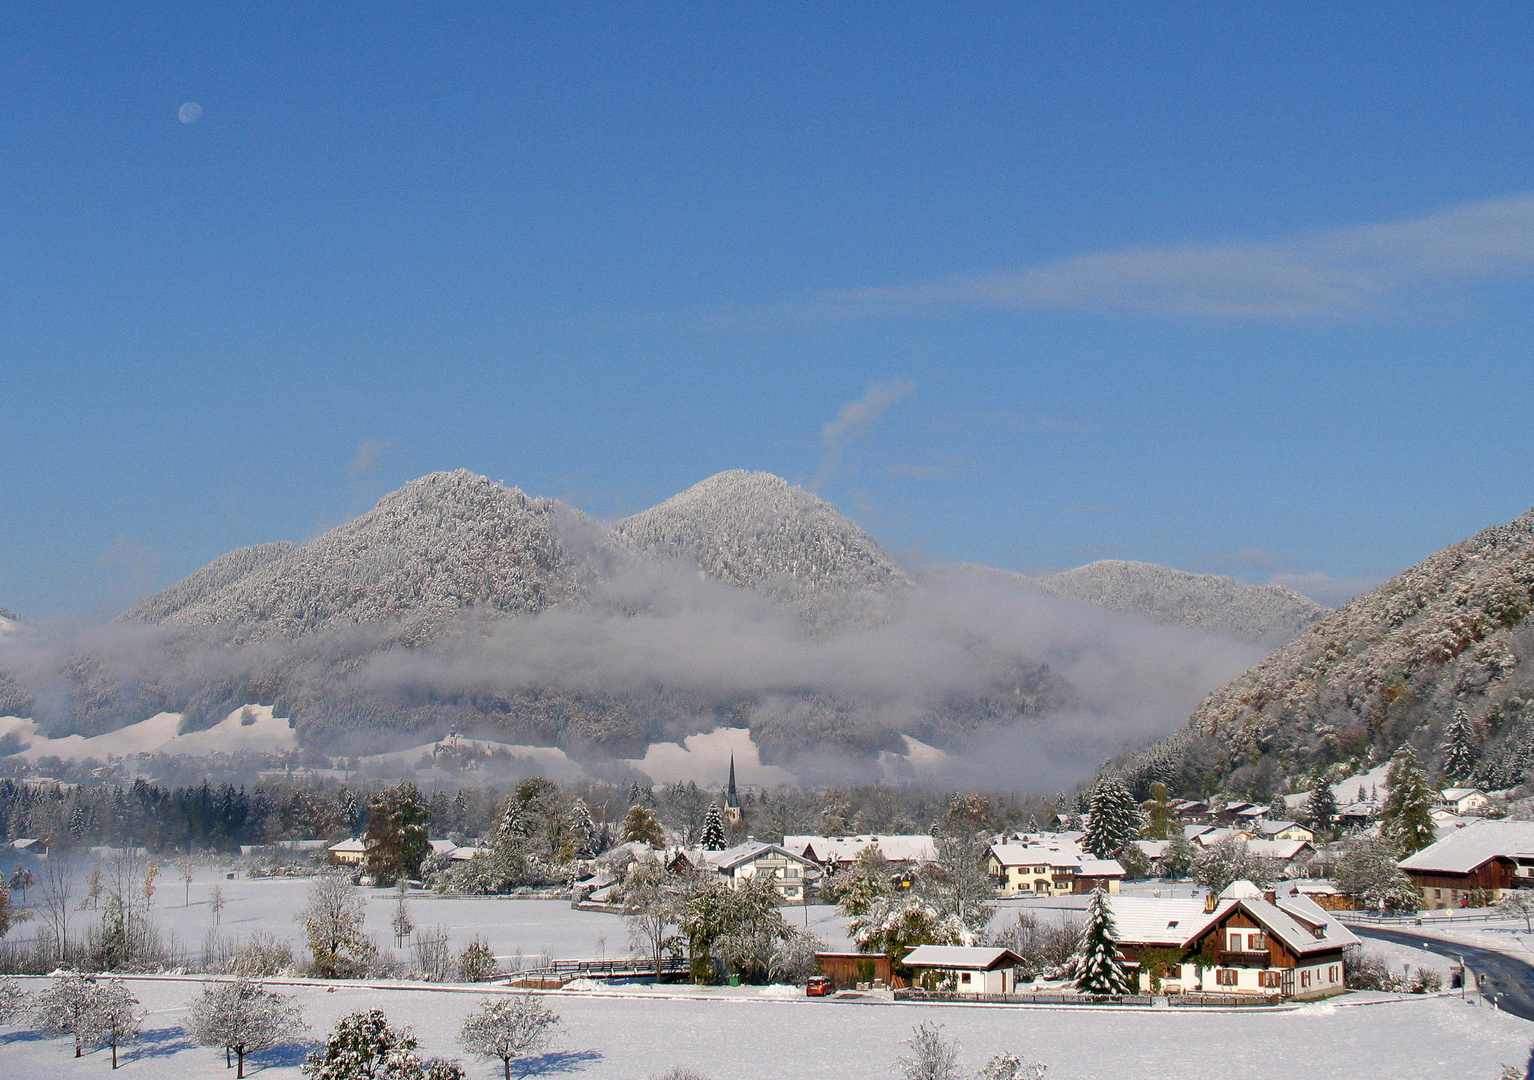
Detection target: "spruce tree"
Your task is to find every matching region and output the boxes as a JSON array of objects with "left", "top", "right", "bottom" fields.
[
  {"left": 1304, "top": 782, "right": 1337, "bottom": 836},
  {"left": 1071, "top": 889, "right": 1133, "bottom": 996},
  {"left": 1379, "top": 746, "right": 1437, "bottom": 854},
  {"left": 1439, "top": 709, "right": 1477, "bottom": 784},
  {"left": 1083, "top": 777, "right": 1145, "bottom": 859},
  {"left": 700, "top": 804, "right": 728, "bottom": 851}
]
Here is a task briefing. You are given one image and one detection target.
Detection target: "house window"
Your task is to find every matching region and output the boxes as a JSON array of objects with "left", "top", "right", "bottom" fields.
[
  {"left": 1328, "top": 966, "right": 1338, "bottom": 983},
  {"left": 960, "top": 972, "right": 971, "bottom": 983},
  {"left": 1247, "top": 933, "right": 1266, "bottom": 951},
  {"left": 1216, "top": 969, "right": 1238, "bottom": 986},
  {"left": 1258, "top": 971, "right": 1281, "bottom": 988},
  {"left": 1300, "top": 970, "right": 1311, "bottom": 988},
  {"left": 1228, "top": 933, "right": 1244, "bottom": 951}
]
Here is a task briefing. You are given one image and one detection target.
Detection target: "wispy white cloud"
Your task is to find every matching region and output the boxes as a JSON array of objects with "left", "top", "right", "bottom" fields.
[
  {"left": 817, "top": 193, "right": 1534, "bottom": 320},
  {"left": 811, "top": 378, "right": 914, "bottom": 489}
]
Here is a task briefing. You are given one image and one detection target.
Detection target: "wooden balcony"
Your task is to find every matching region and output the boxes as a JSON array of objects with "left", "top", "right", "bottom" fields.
[{"left": 1217, "top": 951, "right": 1272, "bottom": 968}]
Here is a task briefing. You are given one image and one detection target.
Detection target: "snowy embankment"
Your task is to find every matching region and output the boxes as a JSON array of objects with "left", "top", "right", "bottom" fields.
[{"left": 1, "top": 975, "right": 1529, "bottom": 1080}]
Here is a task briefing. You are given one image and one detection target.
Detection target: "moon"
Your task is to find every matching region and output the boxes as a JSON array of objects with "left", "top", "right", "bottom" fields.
[{"left": 179, "top": 102, "right": 203, "bottom": 125}]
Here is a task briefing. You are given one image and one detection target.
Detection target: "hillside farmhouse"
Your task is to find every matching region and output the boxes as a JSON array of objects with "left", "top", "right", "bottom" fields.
[
  {"left": 1439, "top": 788, "right": 1490, "bottom": 815},
  {"left": 1400, "top": 819, "right": 1534, "bottom": 908},
  {"left": 1107, "top": 880, "right": 1357, "bottom": 1000}
]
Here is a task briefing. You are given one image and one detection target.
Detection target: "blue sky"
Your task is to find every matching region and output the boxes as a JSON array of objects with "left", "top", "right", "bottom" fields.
[{"left": 5, "top": 3, "right": 1534, "bottom": 615}]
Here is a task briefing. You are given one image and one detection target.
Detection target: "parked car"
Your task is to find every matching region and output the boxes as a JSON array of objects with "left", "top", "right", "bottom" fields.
[{"left": 805, "top": 976, "right": 831, "bottom": 997}]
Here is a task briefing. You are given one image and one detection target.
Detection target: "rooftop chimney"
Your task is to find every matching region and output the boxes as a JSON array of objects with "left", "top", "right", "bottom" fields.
[
  {"left": 1203, "top": 891, "right": 1217, "bottom": 913},
  {"left": 1263, "top": 889, "right": 1277, "bottom": 904}
]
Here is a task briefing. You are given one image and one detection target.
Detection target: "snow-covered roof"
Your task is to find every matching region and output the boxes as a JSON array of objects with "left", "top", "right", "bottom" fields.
[
  {"left": 1183, "top": 824, "right": 1215, "bottom": 840},
  {"left": 901, "top": 946, "right": 1022, "bottom": 971},
  {"left": 449, "top": 845, "right": 484, "bottom": 860},
  {"left": 1440, "top": 788, "right": 1485, "bottom": 801},
  {"left": 1132, "top": 840, "right": 1169, "bottom": 859},
  {"left": 1108, "top": 883, "right": 1358, "bottom": 955},
  {"left": 1243, "top": 838, "right": 1312, "bottom": 861},
  {"left": 703, "top": 840, "right": 814, "bottom": 872},
  {"left": 328, "top": 837, "right": 368, "bottom": 853},
  {"left": 428, "top": 839, "right": 457, "bottom": 856},
  {"left": 989, "top": 842, "right": 1085, "bottom": 869},
  {"left": 1256, "top": 820, "right": 1304, "bottom": 835},
  {"left": 784, "top": 834, "right": 936, "bottom": 864},
  {"left": 1400, "top": 819, "right": 1534, "bottom": 875},
  {"left": 1105, "top": 896, "right": 1212, "bottom": 946},
  {"left": 1079, "top": 859, "right": 1125, "bottom": 877},
  {"left": 1238, "top": 894, "right": 1359, "bottom": 956}
]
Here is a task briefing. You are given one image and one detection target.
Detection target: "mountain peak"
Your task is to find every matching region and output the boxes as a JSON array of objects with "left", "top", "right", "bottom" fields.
[{"left": 617, "top": 470, "right": 910, "bottom": 629}]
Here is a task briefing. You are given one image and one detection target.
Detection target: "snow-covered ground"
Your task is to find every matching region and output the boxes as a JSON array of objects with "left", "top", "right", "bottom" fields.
[
  {"left": 0, "top": 704, "right": 297, "bottom": 761},
  {"left": 1, "top": 975, "right": 1529, "bottom": 1080},
  {"left": 3, "top": 865, "right": 860, "bottom": 967}
]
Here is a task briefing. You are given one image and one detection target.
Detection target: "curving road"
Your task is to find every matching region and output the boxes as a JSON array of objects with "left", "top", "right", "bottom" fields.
[{"left": 1351, "top": 923, "right": 1534, "bottom": 1022}]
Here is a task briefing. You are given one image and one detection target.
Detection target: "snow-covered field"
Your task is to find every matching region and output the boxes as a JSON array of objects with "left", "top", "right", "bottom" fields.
[
  {"left": 4, "top": 865, "right": 859, "bottom": 967},
  {"left": 1, "top": 975, "right": 1529, "bottom": 1080}
]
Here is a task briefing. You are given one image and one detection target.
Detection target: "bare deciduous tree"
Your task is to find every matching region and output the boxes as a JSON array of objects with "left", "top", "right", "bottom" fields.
[{"left": 187, "top": 977, "right": 307, "bottom": 1078}]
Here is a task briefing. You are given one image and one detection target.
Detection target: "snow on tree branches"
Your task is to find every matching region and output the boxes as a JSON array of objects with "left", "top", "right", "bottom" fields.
[
  {"left": 1083, "top": 777, "right": 1144, "bottom": 859},
  {"left": 459, "top": 994, "right": 562, "bottom": 1080},
  {"left": 187, "top": 977, "right": 307, "bottom": 1078},
  {"left": 1070, "top": 889, "right": 1133, "bottom": 996},
  {"left": 302, "top": 1009, "right": 464, "bottom": 1080}
]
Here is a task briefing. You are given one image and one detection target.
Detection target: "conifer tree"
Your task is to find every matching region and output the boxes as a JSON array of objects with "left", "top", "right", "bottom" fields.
[
  {"left": 1141, "top": 782, "right": 1173, "bottom": 841},
  {"left": 1304, "top": 782, "right": 1338, "bottom": 837},
  {"left": 621, "top": 804, "right": 666, "bottom": 847},
  {"left": 1439, "top": 709, "right": 1477, "bottom": 784},
  {"left": 1070, "top": 889, "right": 1133, "bottom": 996},
  {"left": 1379, "top": 746, "right": 1437, "bottom": 854},
  {"left": 700, "top": 804, "right": 728, "bottom": 851},
  {"left": 1082, "top": 777, "right": 1145, "bottom": 859},
  {"left": 364, "top": 783, "right": 431, "bottom": 886}
]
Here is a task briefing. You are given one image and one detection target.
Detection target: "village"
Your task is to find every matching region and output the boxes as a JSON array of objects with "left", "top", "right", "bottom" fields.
[{"left": 3, "top": 750, "right": 1533, "bottom": 1079}]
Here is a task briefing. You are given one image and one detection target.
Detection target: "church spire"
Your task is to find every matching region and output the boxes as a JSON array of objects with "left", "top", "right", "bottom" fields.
[{"left": 726, "top": 754, "right": 739, "bottom": 806}]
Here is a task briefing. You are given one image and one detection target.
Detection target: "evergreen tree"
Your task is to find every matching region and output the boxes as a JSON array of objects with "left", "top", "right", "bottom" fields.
[
  {"left": 700, "top": 804, "right": 728, "bottom": 851},
  {"left": 1070, "top": 889, "right": 1133, "bottom": 996},
  {"left": 302, "top": 1009, "right": 462, "bottom": 1080},
  {"left": 1304, "top": 782, "right": 1338, "bottom": 837},
  {"left": 1379, "top": 746, "right": 1437, "bottom": 854},
  {"left": 1155, "top": 832, "right": 1197, "bottom": 879},
  {"left": 1440, "top": 709, "right": 1477, "bottom": 784},
  {"left": 1141, "top": 782, "right": 1173, "bottom": 841},
  {"left": 1334, "top": 835, "right": 1419, "bottom": 913},
  {"left": 364, "top": 783, "right": 431, "bottom": 886},
  {"left": 621, "top": 805, "right": 666, "bottom": 847},
  {"left": 1082, "top": 777, "right": 1145, "bottom": 859},
  {"left": 568, "top": 798, "right": 597, "bottom": 857}
]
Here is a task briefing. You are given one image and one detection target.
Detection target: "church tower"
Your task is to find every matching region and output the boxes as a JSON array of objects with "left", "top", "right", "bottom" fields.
[{"left": 724, "top": 753, "right": 742, "bottom": 823}]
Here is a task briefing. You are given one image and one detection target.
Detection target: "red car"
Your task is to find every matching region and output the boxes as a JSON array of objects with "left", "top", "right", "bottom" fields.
[{"left": 805, "top": 976, "right": 832, "bottom": 997}]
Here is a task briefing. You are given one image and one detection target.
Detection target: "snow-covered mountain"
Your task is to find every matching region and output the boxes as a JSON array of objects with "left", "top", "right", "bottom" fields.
[
  {"left": 122, "top": 471, "right": 597, "bottom": 645},
  {"left": 4, "top": 469, "right": 1296, "bottom": 779},
  {"left": 1109, "top": 505, "right": 1534, "bottom": 799},
  {"left": 1027, "top": 560, "right": 1326, "bottom": 644},
  {"left": 0, "top": 604, "right": 17, "bottom": 638},
  {"left": 614, "top": 470, "right": 910, "bottom": 631}
]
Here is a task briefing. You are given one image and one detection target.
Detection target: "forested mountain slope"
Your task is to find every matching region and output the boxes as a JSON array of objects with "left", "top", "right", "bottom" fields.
[
  {"left": 1029, "top": 560, "right": 1326, "bottom": 644},
  {"left": 121, "top": 471, "right": 596, "bottom": 646},
  {"left": 615, "top": 470, "right": 911, "bottom": 631},
  {"left": 1113, "top": 507, "right": 1534, "bottom": 799}
]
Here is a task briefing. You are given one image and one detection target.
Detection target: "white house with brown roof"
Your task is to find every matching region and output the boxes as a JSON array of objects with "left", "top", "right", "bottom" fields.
[
  {"left": 1107, "top": 880, "right": 1357, "bottom": 1000},
  {"left": 987, "top": 839, "right": 1123, "bottom": 896},
  {"left": 674, "top": 840, "right": 815, "bottom": 901},
  {"left": 901, "top": 945, "right": 1024, "bottom": 994}
]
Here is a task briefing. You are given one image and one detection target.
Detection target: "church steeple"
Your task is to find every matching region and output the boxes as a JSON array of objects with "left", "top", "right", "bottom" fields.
[{"left": 724, "top": 753, "right": 742, "bottom": 822}]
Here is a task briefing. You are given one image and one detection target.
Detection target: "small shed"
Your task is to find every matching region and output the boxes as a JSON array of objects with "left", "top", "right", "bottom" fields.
[
  {"left": 901, "top": 946, "right": 1023, "bottom": 995},
  {"left": 815, "top": 952, "right": 901, "bottom": 989}
]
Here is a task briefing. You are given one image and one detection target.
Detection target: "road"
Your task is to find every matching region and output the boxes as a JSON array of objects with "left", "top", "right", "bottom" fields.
[{"left": 1351, "top": 923, "right": 1534, "bottom": 1022}]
